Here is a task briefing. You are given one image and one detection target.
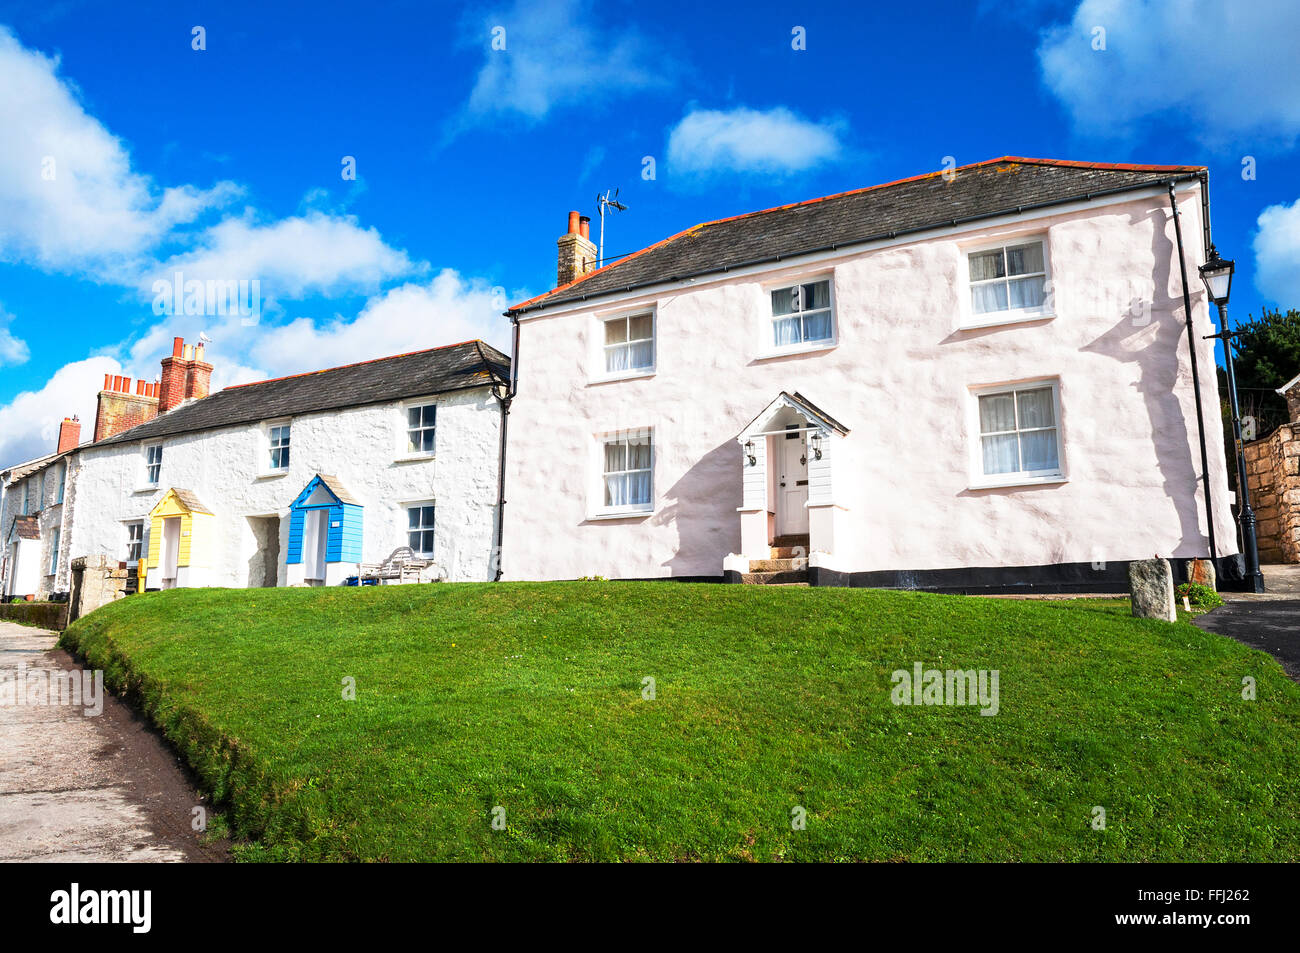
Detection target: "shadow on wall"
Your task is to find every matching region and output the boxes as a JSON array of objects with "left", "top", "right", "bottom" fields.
[
  {"left": 657, "top": 439, "right": 742, "bottom": 576},
  {"left": 1079, "top": 207, "right": 1210, "bottom": 559}
]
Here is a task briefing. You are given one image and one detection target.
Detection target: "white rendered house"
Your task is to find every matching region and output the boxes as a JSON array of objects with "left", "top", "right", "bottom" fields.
[
  {"left": 500, "top": 158, "right": 1240, "bottom": 592},
  {"left": 62, "top": 340, "right": 510, "bottom": 589}
]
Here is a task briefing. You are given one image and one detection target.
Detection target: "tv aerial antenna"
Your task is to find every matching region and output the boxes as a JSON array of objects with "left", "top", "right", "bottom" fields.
[{"left": 596, "top": 189, "right": 627, "bottom": 266}]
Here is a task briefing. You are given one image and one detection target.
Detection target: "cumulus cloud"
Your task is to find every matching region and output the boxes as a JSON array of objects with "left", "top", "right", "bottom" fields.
[
  {"left": 1038, "top": 0, "right": 1300, "bottom": 145},
  {"left": 1253, "top": 198, "right": 1300, "bottom": 307},
  {"left": 0, "top": 356, "right": 119, "bottom": 468},
  {"left": 146, "top": 212, "right": 422, "bottom": 304},
  {"left": 251, "top": 271, "right": 511, "bottom": 378},
  {"left": 0, "top": 306, "right": 29, "bottom": 366},
  {"left": 0, "top": 26, "right": 239, "bottom": 279},
  {"left": 459, "top": 0, "right": 672, "bottom": 126},
  {"left": 666, "top": 106, "right": 845, "bottom": 179}
]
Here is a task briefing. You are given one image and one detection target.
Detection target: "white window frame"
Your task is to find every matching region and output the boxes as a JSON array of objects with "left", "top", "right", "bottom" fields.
[
  {"left": 959, "top": 235, "right": 1054, "bottom": 330},
  {"left": 48, "top": 527, "right": 59, "bottom": 576},
  {"left": 757, "top": 273, "right": 837, "bottom": 359},
  {"left": 124, "top": 519, "right": 145, "bottom": 565},
  {"left": 404, "top": 501, "right": 436, "bottom": 557},
  {"left": 593, "top": 309, "right": 656, "bottom": 382},
  {"left": 266, "top": 420, "right": 292, "bottom": 472},
  {"left": 591, "top": 428, "right": 654, "bottom": 519},
  {"left": 143, "top": 443, "right": 163, "bottom": 487},
  {"left": 397, "top": 398, "right": 438, "bottom": 461},
  {"left": 966, "top": 378, "right": 1067, "bottom": 489}
]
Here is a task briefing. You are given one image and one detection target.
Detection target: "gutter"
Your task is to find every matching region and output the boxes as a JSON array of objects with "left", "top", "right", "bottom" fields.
[
  {"left": 1167, "top": 179, "right": 1218, "bottom": 564},
  {"left": 491, "top": 316, "right": 521, "bottom": 581},
  {"left": 509, "top": 175, "right": 1205, "bottom": 318}
]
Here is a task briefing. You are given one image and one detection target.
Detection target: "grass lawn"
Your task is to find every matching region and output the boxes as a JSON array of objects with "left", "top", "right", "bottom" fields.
[{"left": 60, "top": 582, "right": 1300, "bottom": 862}]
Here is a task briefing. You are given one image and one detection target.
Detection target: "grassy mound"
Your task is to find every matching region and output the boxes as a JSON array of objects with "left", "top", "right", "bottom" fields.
[{"left": 60, "top": 582, "right": 1300, "bottom": 861}]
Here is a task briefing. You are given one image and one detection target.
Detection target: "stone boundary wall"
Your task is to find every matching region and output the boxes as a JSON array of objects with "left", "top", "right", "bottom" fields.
[
  {"left": 1244, "top": 423, "right": 1300, "bottom": 564},
  {"left": 0, "top": 601, "right": 69, "bottom": 630}
]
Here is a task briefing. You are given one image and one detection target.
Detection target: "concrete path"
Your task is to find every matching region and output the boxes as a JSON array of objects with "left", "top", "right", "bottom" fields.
[
  {"left": 0, "top": 621, "right": 226, "bottom": 862},
  {"left": 1193, "top": 600, "right": 1300, "bottom": 682}
]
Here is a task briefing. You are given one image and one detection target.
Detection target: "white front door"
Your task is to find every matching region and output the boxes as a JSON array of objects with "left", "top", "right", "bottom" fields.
[
  {"left": 776, "top": 428, "right": 809, "bottom": 536},
  {"left": 160, "top": 517, "right": 181, "bottom": 588},
  {"left": 303, "top": 510, "right": 328, "bottom": 583}
]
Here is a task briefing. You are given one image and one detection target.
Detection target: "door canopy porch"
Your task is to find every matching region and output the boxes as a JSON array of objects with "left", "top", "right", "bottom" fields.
[
  {"left": 141, "top": 488, "right": 214, "bottom": 589},
  {"left": 735, "top": 392, "right": 850, "bottom": 559}
]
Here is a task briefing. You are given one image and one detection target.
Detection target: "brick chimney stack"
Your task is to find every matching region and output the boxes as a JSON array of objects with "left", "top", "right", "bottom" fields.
[
  {"left": 556, "top": 210, "right": 597, "bottom": 287},
  {"left": 93, "top": 374, "right": 160, "bottom": 441},
  {"left": 158, "top": 336, "right": 215, "bottom": 413},
  {"left": 57, "top": 416, "right": 81, "bottom": 454}
]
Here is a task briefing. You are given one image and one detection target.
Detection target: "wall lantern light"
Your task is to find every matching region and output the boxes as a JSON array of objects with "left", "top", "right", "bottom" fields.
[
  {"left": 744, "top": 440, "right": 756, "bottom": 467},
  {"left": 808, "top": 432, "right": 823, "bottom": 461}
]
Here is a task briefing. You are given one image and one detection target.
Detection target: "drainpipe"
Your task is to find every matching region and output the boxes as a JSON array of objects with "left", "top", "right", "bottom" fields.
[
  {"left": 491, "top": 314, "right": 521, "bottom": 581},
  {"left": 1168, "top": 181, "right": 1218, "bottom": 567}
]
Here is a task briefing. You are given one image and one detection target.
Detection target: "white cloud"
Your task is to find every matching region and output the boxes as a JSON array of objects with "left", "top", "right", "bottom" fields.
[
  {"left": 1253, "top": 199, "right": 1300, "bottom": 307},
  {"left": 251, "top": 270, "right": 511, "bottom": 378},
  {"left": 0, "top": 356, "right": 118, "bottom": 468},
  {"left": 460, "top": 0, "right": 671, "bottom": 125},
  {"left": 0, "top": 306, "right": 29, "bottom": 366},
  {"left": 0, "top": 26, "right": 239, "bottom": 279},
  {"left": 147, "top": 212, "right": 421, "bottom": 303},
  {"left": 666, "top": 106, "right": 845, "bottom": 179},
  {"left": 1038, "top": 0, "right": 1300, "bottom": 145}
]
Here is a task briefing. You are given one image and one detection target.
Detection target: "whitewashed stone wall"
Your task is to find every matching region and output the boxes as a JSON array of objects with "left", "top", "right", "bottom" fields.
[{"left": 65, "top": 385, "right": 502, "bottom": 586}]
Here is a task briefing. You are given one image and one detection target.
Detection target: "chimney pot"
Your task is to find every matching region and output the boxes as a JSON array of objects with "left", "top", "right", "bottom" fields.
[
  {"left": 172, "top": 336, "right": 184, "bottom": 357},
  {"left": 103, "top": 373, "right": 112, "bottom": 391},
  {"left": 567, "top": 210, "right": 580, "bottom": 235},
  {"left": 579, "top": 216, "right": 591, "bottom": 240}
]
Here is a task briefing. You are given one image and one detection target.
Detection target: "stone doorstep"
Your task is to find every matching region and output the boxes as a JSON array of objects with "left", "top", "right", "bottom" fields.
[{"left": 748, "top": 557, "right": 809, "bottom": 573}]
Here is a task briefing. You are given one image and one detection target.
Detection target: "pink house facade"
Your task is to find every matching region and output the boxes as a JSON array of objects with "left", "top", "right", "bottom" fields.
[{"left": 501, "top": 158, "right": 1240, "bottom": 593}]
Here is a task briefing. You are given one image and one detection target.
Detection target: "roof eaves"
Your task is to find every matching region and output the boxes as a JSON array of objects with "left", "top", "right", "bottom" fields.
[{"left": 510, "top": 169, "right": 1203, "bottom": 318}]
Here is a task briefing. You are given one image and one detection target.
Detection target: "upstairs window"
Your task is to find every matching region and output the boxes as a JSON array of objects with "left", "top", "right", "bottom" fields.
[
  {"left": 49, "top": 528, "right": 60, "bottom": 575},
  {"left": 604, "top": 313, "right": 654, "bottom": 374},
  {"left": 407, "top": 503, "right": 436, "bottom": 557},
  {"left": 969, "top": 241, "right": 1047, "bottom": 316},
  {"left": 602, "top": 430, "right": 653, "bottom": 512},
  {"left": 144, "top": 444, "right": 163, "bottom": 486},
  {"left": 126, "top": 521, "right": 144, "bottom": 563},
  {"left": 269, "top": 424, "right": 291, "bottom": 470},
  {"left": 57, "top": 465, "right": 65, "bottom": 504},
  {"left": 407, "top": 404, "right": 437, "bottom": 454},
  {"left": 976, "top": 383, "right": 1062, "bottom": 478},
  {"left": 771, "top": 280, "right": 833, "bottom": 347}
]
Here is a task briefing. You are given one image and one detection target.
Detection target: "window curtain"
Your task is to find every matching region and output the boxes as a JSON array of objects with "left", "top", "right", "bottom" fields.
[
  {"left": 979, "top": 393, "right": 1019, "bottom": 474},
  {"left": 603, "top": 432, "right": 651, "bottom": 507}
]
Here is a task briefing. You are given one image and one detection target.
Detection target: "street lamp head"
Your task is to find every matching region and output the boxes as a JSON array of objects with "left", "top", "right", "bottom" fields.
[
  {"left": 1199, "top": 244, "right": 1234, "bottom": 306},
  {"left": 490, "top": 380, "right": 510, "bottom": 402}
]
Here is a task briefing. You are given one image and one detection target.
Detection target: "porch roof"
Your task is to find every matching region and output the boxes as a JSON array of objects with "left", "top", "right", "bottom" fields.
[{"left": 738, "top": 391, "right": 850, "bottom": 439}]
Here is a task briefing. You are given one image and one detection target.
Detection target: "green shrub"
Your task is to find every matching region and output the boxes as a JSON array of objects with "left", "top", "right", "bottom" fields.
[{"left": 1177, "top": 582, "right": 1223, "bottom": 610}]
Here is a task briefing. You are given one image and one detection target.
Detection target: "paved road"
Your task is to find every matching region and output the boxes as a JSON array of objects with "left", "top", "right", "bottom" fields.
[
  {"left": 1193, "top": 600, "right": 1300, "bottom": 681},
  {"left": 0, "top": 621, "right": 225, "bottom": 862}
]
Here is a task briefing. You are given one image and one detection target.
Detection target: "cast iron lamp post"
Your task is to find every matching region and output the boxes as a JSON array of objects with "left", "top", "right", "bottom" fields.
[{"left": 1200, "top": 246, "right": 1266, "bottom": 593}]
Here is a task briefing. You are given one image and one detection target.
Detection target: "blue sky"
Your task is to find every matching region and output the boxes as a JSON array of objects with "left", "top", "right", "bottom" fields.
[{"left": 1, "top": 0, "right": 1298, "bottom": 467}]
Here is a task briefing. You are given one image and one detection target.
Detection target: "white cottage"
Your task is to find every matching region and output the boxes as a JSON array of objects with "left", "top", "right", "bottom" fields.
[
  {"left": 62, "top": 339, "right": 510, "bottom": 589},
  {"left": 500, "top": 157, "right": 1241, "bottom": 592},
  {"left": 1, "top": 418, "right": 80, "bottom": 600}
]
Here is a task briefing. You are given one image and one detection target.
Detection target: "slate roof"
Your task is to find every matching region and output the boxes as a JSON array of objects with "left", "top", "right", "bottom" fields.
[
  {"left": 509, "top": 157, "right": 1206, "bottom": 315},
  {"left": 1, "top": 451, "right": 64, "bottom": 483},
  {"left": 95, "top": 340, "right": 510, "bottom": 448},
  {"left": 315, "top": 474, "right": 360, "bottom": 506},
  {"left": 166, "top": 489, "right": 213, "bottom": 515}
]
